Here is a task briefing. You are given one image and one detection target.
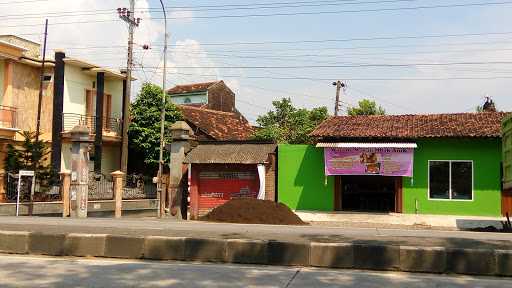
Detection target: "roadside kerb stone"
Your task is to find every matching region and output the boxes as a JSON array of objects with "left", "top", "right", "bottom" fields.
[
  {"left": 28, "top": 232, "right": 66, "bottom": 256},
  {"left": 399, "top": 246, "right": 446, "bottom": 273},
  {"left": 353, "top": 243, "right": 400, "bottom": 271},
  {"left": 495, "top": 250, "right": 512, "bottom": 276},
  {"left": 185, "top": 238, "right": 226, "bottom": 262},
  {"left": 268, "top": 241, "right": 310, "bottom": 266},
  {"left": 144, "top": 236, "right": 186, "bottom": 261},
  {"left": 310, "top": 242, "right": 354, "bottom": 268},
  {"left": 0, "top": 231, "right": 29, "bottom": 254},
  {"left": 225, "top": 239, "right": 268, "bottom": 264},
  {"left": 104, "top": 235, "right": 145, "bottom": 259},
  {"left": 447, "top": 248, "right": 496, "bottom": 276},
  {"left": 64, "top": 234, "right": 106, "bottom": 257}
]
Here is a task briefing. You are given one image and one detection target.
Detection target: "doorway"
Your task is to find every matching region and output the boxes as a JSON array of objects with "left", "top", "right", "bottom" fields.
[{"left": 335, "top": 176, "right": 402, "bottom": 213}]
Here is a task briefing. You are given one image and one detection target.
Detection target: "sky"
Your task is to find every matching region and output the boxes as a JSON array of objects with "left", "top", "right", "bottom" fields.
[{"left": 1, "top": 0, "right": 512, "bottom": 123}]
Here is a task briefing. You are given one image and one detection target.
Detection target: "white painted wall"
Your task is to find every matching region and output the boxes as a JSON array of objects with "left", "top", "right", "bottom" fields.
[{"left": 63, "top": 64, "right": 124, "bottom": 118}]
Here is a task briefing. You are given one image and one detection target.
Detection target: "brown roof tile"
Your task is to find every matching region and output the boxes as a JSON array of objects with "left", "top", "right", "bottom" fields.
[
  {"left": 310, "top": 112, "right": 510, "bottom": 139},
  {"left": 179, "top": 105, "right": 255, "bottom": 141},
  {"left": 167, "top": 81, "right": 220, "bottom": 94}
]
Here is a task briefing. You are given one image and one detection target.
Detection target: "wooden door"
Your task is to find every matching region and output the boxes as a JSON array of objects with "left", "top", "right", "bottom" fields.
[
  {"left": 502, "top": 190, "right": 512, "bottom": 216},
  {"left": 334, "top": 176, "right": 342, "bottom": 211},
  {"left": 394, "top": 177, "right": 403, "bottom": 213}
]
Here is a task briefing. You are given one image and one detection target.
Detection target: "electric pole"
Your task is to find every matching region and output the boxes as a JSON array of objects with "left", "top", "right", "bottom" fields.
[
  {"left": 157, "top": 0, "right": 168, "bottom": 218},
  {"left": 332, "top": 80, "right": 345, "bottom": 116},
  {"left": 35, "top": 19, "right": 48, "bottom": 143},
  {"left": 117, "top": 2, "right": 140, "bottom": 177}
]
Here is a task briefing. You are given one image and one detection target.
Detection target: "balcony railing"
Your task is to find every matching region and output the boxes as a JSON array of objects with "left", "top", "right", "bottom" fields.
[
  {"left": 0, "top": 106, "right": 17, "bottom": 129},
  {"left": 62, "top": 113, "right": 122, "bottom": 137}
]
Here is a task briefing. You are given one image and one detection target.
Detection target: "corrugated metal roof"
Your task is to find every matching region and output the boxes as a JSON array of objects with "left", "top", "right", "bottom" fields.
[
  {"left": 185, "top": 143, "right": 277, "bottom": 164},
  {"left": 316, "top": 142, "right": 418, "bottom": 148}
]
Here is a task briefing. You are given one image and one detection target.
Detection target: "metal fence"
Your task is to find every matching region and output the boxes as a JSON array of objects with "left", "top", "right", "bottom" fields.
[
  {"left": 62, "top": 113, "right": 122, "bottom": 137},
  {"left": 88, "top": 173, "right": 114, "bottom": 200},
  {"left": 0, "top": 106, "right": 16, "bottom": 129},
  {"left": 5, "top": 173, "right": 61, "bottom": 203},
  {"left": 123, "top": 174, "right": 157, "bottom": 200}
]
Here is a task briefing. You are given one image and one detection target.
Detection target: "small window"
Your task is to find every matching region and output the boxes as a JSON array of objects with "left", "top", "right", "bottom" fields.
[
  {"left": 429, "top": 161, "right": 473, "bottom": 200},
  {"left": 184, "top": 97, "right": 192, "bottom": 104}
]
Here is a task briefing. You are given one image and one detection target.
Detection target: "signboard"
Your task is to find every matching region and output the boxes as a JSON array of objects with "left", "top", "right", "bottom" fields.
[{"left": 324, "top": 147, "right": 414, "bottom": 176}]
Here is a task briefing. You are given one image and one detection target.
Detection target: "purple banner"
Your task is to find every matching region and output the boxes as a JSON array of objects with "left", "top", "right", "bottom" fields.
[{"left": 324, "top": 147, "right": 414, "bottom": 176}]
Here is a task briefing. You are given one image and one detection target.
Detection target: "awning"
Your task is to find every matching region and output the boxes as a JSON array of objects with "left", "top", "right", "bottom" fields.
[{"left": 316, "top": 142, "right": 417, "bottom": 148}]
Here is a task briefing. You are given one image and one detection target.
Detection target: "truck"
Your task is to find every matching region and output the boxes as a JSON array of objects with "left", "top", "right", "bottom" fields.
[{"left": 503, "top": 114, "right": 512, "bottom": 215}]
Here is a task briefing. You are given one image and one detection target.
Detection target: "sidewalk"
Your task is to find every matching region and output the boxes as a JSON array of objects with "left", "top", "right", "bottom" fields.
[{"left": 0, "top": 217, "right": 511, "bottom": 276}]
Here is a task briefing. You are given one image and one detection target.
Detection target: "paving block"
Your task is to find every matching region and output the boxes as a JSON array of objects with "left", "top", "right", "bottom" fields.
[
  {"left": 64, "top": 234, "right": 106, "bottom": 257},
  {"left": 104, "top": 235, "right": 144, "bottom": 259},
  {"left": 143, "top": 236, "right": 185, "bottom": 260},
  {"left": 399, "top": 246, "right": 446, "bottom": 273},
  {"left": 310, "top": 242, "right": 354, "bottom": 268},
  {"left": 495, "top": 250, "right": 512, "bottom": 276},
  {"left": 447, "top": 248, "right": 496, "bottom": 275},
  {"left": 0, "top": 231, "right": 29, "bottom": 254},
  {"left": 185, "top": 238, "right": 226, "bottom": 262},
  {"left": 225, "top": 239, "right": 268, "bottom": 264},
  {"left": 353, "top": 244, "right": 399, "bottom": 271},
  {"left": 268, "top": 241, "right": 310, "bottom": 266},
  {"left": 28, "top": 232, "right": 66, "bottom": 256}
]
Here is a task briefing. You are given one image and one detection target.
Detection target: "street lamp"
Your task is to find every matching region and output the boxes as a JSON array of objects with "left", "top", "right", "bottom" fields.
[{"left": 157, "top": 0, "right": 168, "bottom": 218}]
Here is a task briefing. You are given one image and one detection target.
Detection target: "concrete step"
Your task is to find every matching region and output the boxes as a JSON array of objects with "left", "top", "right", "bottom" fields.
[{"left": 0, "top": 230, "right": 510, "bottom": 277}]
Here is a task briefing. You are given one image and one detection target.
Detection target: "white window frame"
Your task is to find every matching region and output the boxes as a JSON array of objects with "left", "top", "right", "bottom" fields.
[{"left": 427, "top": 160, "right": 474, "bottom": 202}]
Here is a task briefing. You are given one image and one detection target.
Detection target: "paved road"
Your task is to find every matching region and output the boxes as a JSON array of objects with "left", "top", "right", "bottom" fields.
[
  {"left": 0, "top": 254, "right": 510, "bottom": 288},
  {"left": 0, "top": 216, "right": 511, "bottom": 249}
]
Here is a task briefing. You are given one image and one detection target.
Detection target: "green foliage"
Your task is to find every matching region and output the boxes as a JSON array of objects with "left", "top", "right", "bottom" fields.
[
  {"left": 347, "top": 99, "right": 386, "bottom": 116},
  {"left": 128, "top": 83, "right": 182, "bottom": 175},
  {"left": 4, "top": 131, "right": 56, "bottom": 184},
  {"left": 252, "top": 98, "right": 328, "bottom": 144}
]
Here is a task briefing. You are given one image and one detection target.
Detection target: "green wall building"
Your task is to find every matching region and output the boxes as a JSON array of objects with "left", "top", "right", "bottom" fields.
[{"left": 278, "top": 112, "right": 509, "bottom": 217}]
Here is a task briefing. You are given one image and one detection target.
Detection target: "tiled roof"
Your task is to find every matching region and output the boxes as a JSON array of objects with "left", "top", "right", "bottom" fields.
[
  {"left": 310, "top": 112, "right": 510, "bottom": 139},
  {"left": 185, "top": 143, "right": 277, "bottom": 164},
  {"left": 167, "top": 81, "right": 220, "bottom": 94},
  {"left": 179, "top": 105, "right": 255, "bottom": 141}
]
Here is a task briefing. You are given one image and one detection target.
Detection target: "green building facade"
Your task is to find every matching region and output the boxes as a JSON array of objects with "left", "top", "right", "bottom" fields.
[{"left": 278, "top": 138, "right": 503, "bottom": 217}]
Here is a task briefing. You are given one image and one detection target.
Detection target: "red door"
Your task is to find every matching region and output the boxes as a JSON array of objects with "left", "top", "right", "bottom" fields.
[{"left": 196, "top": 166, "right": 259, "bottom": 215}]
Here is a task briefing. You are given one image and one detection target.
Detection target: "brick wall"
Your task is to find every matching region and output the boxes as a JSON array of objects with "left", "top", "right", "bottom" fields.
[
  {"left": 207, "top": 81, "right": 235, "bottom": 112},
  {"left": 265, "top": 153, "right": 276, "bottom": 202}
]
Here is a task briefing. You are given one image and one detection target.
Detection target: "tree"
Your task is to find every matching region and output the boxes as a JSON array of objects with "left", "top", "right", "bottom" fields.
[
  {"left": 128, "top": 83, "right": 182, "bottom": 175},
  {"left": 4, "top": 131, "right": 56, "bottom": 188},
  {"left": 347, "top": 99, "right": 386, "bottom": 116},
  {"left": 252, "top": 98, "right": 328, "bottom": 144}
]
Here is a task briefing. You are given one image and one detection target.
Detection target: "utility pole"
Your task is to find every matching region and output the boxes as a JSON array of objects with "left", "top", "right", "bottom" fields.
[
  {"left": 332, "top": 80, "right": 345, "bottom": 116},
  {"left": 35, "top": 19, "right": 48, "bottom": 143},
  {"left": 157, "top": 0, "right": 168, "bottom": 218},
  {"left": 117, "top": 2, "right": 140, "bottom": 176}
]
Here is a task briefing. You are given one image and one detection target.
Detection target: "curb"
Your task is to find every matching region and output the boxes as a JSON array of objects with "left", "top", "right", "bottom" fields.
[{"left": 0, "top": 230, "right": 509, "bottom": 277}]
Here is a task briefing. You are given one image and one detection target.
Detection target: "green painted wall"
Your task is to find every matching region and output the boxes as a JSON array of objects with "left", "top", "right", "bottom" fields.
[
  {"left": 278, "top": 144, "right": 334, "bottom": 211},
  {"left": 403, "top": 138, "right": 502, "bottom": 217}
]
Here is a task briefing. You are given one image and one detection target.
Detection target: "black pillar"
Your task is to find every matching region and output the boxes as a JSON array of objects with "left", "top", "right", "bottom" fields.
[
  {"left": 94, "top": 72, "right": 105, "bottom": 174},
  {"left": 121, "top": 78, "right": 127, "bottom": 168},
  {"left": 51, "top": 51, "right": 65, "bottom": 173}
]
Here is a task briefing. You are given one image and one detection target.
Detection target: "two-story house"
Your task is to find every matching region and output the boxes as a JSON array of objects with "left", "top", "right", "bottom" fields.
[
  {"left": 0, "top": 35, "right": 127, "bottom": 202},
  {"left": 51, "top": 51, "right": 127, "bottom": 177}
]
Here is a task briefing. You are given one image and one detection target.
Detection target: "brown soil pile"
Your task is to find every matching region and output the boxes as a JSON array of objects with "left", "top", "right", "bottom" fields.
[{"left": 200, "top": 198, "right": 307, "bottom": 225}]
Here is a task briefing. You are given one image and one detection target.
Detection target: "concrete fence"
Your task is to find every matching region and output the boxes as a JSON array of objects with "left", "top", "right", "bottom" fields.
[{"left": 0, "top": 230, "right": 510, "bottom": 277}]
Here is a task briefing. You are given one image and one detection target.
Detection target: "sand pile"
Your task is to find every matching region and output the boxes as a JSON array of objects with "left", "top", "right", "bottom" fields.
[{"left": 200, "top": 198, "right": 306, "bottom": 225}]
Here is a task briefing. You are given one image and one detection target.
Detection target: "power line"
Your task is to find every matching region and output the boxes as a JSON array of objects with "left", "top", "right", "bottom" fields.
[
  {"left": 153, "top": 1, "right": 512, "bottom": 20},
  {"left": 132, "top": 70, "right": 512, "bottom": 81},
  {"left": 131, "top": 61, "right": 512, "bottom": 69}
]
